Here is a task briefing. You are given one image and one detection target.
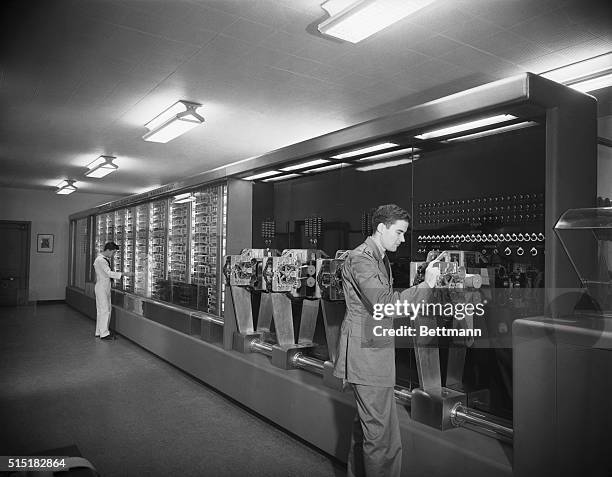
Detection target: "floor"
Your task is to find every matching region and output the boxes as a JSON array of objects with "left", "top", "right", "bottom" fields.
[{"left": 0, "top": 303, "right": 346, "bottom": 477}]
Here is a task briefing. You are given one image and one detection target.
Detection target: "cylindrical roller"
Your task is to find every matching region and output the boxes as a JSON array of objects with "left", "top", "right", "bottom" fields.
[
  {"left": 292, "top": 353, "right": 325, "bottom": 372},
  {"left": 450, "top": 404, "right": 513, "bottom": 442},
  {"left": 393, "top": 386, "right": 413, "bottom": 402},
  {"left": 250, "top": 339, "right": 273, "bottom": 356}
]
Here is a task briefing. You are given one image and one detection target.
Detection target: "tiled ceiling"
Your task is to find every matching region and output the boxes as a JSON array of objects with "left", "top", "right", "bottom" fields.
[{"left": 1, "top": 0, "right": 610, "bottom": 196}]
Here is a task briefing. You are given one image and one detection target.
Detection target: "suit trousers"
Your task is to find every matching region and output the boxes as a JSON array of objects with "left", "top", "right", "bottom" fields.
[{"left": 347, "top": 384, "right": 402, "bottom": 477}]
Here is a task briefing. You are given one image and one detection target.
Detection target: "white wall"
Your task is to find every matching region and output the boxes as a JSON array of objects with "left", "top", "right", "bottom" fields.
[{"left": 0, "top": 187, "right": 125, "bottom": 301}]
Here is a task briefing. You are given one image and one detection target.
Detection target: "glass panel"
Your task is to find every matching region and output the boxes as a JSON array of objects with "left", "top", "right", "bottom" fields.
[
  {"left": 149, "top": 199, "right": 168, "bottom": 301},
  {"left": 113, "top": 210, "right": 124, "bottom": 289},
  {"left": 90, "top": 183, "right": 227, "bottom": 316},
  {"left": 123, "top": 208, "right": 135, "bottom": 293},
  {"left": 555, "top": 207, "right": 612, "bottom": 313},
  {"left": 221, "top": 183, "right": 227, "bottom": 315},
  {"left": 169, "top": 198, "right": 192, "bottom": 307},
  {"left": 73, "top": 218, "right": 88, "bottom": 289},
  {"left": 135, "top": 204, "right": 149, "bottom": 296},
  {"left": 409, "top": 123, "right": 546, "bottom": 420},
  {"left": 191, "top": 184, "right": 224, "bottom": 316}
]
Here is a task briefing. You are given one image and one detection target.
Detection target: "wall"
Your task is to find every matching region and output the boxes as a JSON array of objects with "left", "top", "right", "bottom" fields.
[{"left": 0, "top": 187, "right": 125, "bottom": 301}]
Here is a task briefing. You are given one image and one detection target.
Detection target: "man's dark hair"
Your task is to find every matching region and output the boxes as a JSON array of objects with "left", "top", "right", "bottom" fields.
[
  {"left": 104, "top": 242, "right": 120, "bottom": 251},
  {"left": 371, "top": 204, "right": 410, "bottom": 232}
]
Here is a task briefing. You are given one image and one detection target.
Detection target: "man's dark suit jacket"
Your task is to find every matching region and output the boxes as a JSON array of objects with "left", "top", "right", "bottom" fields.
[{"left": 334, "top": 237, "right": 431, "bottom": 387}]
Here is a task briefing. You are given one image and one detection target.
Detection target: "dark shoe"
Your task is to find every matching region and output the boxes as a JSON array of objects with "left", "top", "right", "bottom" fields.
[{"left": 100, "top": 334, "right": 115, "bottom": 341}]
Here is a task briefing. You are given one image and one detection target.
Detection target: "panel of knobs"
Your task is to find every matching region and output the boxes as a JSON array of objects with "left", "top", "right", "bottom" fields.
[
  {"left": 417, "top": 193, "right": 544, "bottom": 225},
  {"left": 417, "top": 232, "right": 545, "bottom": 243}
]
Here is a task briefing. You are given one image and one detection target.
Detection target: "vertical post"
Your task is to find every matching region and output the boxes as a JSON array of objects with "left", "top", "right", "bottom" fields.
[
  {"left": 224, "top": 179, "right": 254, "bottom": 349},
  {"left": 545, "top": 94, "right": 597, "bottom": 318}
]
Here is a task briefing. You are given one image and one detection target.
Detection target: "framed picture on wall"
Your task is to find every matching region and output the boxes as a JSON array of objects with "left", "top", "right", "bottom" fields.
[{"left": 37, "top": 234, "right": 54, "bottom": 253}]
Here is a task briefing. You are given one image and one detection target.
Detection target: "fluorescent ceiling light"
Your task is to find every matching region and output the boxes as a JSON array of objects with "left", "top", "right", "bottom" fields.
[
  {"left": 357, "top": 146, "right": 420, "bottom": 162},
  {"left": 56, "top": 179, "right": 77, "bottom": 195},
  {"left": 568, "top": 72, "right": 612, "bottom": 93},
  {"left": 540, "top": 53, "right": 612, "bottom": 84},
  {"left": 85, "top": 155, "right": 118, "bottom": 178},
  {"left": 173, "top": 192, "right": 196, "bottom": 204},
  {"left": 280, "top": 159, "right": 329, "bottom": 171},
  {"left": 414, "top": 114, "right": 517, "bottom": 140},
  {"left": 443, "top": 121, "right": 537, "bottom": 143},
  {"left": 243, "top": 170, "right": 283, "bottom": 181},
  {"left": 263, "top": 173, "right": 302, "bottom": 182},
  {"left": 356, "top": 158, "right": 414, "bottom": 171},
  {"left": 304, "top": 162, "right": 350, "bottom": 173},
  {"left": 143, "top": 100, "right": 204, "bottom": 143},
  {"left": 318, "top": 0, "right": 437, "bottom": 43},
  {"left": 86, "top": 156, "right": 110, "bottom": 170},
  {"left": 331, "top": 142, "right": 398, "bottom": 159}
]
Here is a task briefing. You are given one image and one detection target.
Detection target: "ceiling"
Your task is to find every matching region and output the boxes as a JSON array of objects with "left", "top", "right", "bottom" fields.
[{"left": 1, "top": 0, "right": 611, "bottom": 196}]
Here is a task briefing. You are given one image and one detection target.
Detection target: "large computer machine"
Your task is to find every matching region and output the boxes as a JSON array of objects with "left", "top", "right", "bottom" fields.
[{"left": 67, "top": 73, "right": 600, "bottom": 476}]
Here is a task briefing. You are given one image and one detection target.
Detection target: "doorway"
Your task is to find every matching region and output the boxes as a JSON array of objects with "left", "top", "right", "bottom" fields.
[{"left": 0, "top": 221, "right": 31, "bottom": 306}]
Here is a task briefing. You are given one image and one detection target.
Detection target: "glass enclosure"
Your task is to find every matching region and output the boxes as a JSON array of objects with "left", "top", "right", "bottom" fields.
[
  {"left": 555, "top": 207, "right": 612, "bottom": 314},
  {"left": 246, "top": 120, "right": 547, "bottom": 421},
  {"left": 73, "top": 183, "right": 227, "bottom": 318}
]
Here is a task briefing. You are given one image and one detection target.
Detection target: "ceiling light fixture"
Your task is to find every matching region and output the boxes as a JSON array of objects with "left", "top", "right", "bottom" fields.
[
  {"left": 414, "top": 114, "right": 517, "bottom": 140},
  {"left": 357, "top": 146, "right": 420, "bottom": 162},
  {"left": 303, "top": 162, "right": 350, "bottom": 173},
  {"left": 331, "top": 142, "right": 398, "bottom": 159},
  {"left": 443, "top": 121, "right": 538, "bottom": 143},
  {"left": 56, "top": 179, "right": 77, "bottom": 195},
  {"left": 263, "top": 173, "right": 302, "bottom": 182},
  {"left": 568, "top": 72, "right": 612, "bottom": 93},
  {"left": 280, "top": 159, "right": 330, "bottom": 171},
  {"left": 540, "top": 53, "right": 612, "bottom": 92},
  {"left": 356, "top": 158, "right": 415, "bottom": 172},
  {"left": 85, "top": 155, "right": 118, "bottom": 178},
  {"left": 143, "top": 100, "right": 204, "bottom": 143},
  {"left": 243, "top": 170, "right": 283, "bottom": 181},
  {"left": 318, "top": 0, "right": 437, "bottom": 43}
]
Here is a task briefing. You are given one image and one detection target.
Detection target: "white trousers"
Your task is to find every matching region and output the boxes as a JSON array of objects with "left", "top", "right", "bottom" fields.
[{"left": 94, "top": 282, "right": 112, "bottom": 338}]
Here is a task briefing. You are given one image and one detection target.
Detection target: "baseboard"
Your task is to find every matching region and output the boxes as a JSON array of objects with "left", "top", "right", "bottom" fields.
[{"left": 32, "top": 299, "right": 67, "bottom": 305}]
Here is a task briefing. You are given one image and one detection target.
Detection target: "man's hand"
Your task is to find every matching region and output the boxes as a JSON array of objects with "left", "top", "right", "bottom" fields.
[{"left": 424, "top": 251, "right": 447, "bottom": 288}]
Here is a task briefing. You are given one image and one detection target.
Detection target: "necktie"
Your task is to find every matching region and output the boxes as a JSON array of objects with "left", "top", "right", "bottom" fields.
[{"left": 383, "top": 255, "right": 391, "bottom": 279}]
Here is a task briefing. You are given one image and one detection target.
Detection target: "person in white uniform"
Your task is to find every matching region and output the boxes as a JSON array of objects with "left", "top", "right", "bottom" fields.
[{"left": 93, "top": 242, "right": 130, "bottom": 340}]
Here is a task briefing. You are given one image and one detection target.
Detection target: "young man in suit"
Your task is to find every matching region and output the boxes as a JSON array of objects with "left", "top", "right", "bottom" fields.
[{"left": 334, "top": 204, "right": 442, "bottom": 477}]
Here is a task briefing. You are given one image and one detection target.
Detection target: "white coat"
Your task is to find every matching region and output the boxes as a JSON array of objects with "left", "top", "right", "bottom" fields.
[{"left": 93, "top": 254, "right": 122, "bottom": 338}]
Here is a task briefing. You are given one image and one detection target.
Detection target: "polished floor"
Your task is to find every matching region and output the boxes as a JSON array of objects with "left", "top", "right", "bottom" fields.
[{"left": 0, "top": 303, "right": 345, "bottom": 477}]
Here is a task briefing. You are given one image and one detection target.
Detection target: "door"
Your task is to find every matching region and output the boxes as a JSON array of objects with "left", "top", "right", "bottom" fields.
[{"left": 0, "top": 221, "right": 30, "bottom": 306}]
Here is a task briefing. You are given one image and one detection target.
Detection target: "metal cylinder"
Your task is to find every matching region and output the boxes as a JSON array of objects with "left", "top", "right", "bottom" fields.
[
  {"left": 250, "top": 339, "right": 273, "bottom": 356},
  {"left": 292, "top": 353, "right": 325, "bottom": 373},
  {"left": 450, "top": 404, "right": 513, "bottom": 441},
  {"left": 393, "top": 386, "right": 414, "bottom": 402}
]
